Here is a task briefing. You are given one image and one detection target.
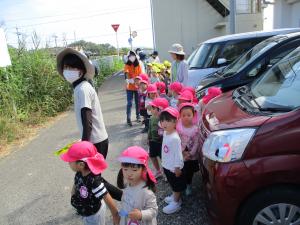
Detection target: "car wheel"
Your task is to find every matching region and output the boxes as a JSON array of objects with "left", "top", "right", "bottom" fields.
[{"left": 236, "top": 186, "right": 300, "bottom": 225}]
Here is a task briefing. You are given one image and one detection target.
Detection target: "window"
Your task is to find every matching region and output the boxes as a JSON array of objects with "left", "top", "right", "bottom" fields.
[{"left": 222, "top": 40, "right": 256, "bottom": 64}]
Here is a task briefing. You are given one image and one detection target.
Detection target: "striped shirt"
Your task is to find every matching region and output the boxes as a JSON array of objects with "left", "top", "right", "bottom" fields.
[{"left": 71, "top": 172, "right": 108, "bottom": 216}]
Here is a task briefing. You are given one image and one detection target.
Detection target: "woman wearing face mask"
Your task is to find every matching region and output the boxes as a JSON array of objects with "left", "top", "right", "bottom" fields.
[
  {"left": 56, "top": 48, "right": 123, "bottom": 202},
  {"left": 124, "top": 51, "right": 142, "bottom": 126}
]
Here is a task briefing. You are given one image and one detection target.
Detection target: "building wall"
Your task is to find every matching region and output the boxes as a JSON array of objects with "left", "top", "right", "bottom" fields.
[
  {"left": 151, "top": 0, "right": 263, "bottom": 60},
  {"left": 273, "top": 0, "right": 300, "bottom": 28},
  {"left": 151, "top": 0, "right": 225, "bottom": 60},
  {"left": 236, "top": 13, "right": 263, "bottom": 32}
]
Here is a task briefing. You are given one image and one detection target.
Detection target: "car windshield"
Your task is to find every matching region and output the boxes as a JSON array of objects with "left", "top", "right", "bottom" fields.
[
  {"left": 251, "top": 47, "right": 300, "bottom": 110},
  {"left": 222, "top": 38, "right": 280, "bottom": 77},
  {"left": 189, "top": 43, "right": 222, "bottom": 69}
]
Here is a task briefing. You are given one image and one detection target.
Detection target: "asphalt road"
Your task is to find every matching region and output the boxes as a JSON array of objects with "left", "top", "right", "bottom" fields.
[{"left": 0, "top": 73, "right": 208, "bottom": 225}]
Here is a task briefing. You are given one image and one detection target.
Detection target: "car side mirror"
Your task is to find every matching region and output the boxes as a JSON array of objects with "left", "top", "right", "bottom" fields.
[{"left": 217, "top": 58, "right": 227, "bottom": 66}]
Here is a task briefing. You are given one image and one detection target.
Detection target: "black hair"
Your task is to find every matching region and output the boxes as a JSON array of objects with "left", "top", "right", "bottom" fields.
[
  {"left": 62, "top": 54, "right": 87, "bottom": 75},
  {"left": 180, "top": 105, "right": 195, "bottom": 115},
  {"left": 176, "top": 54, "right": 185, "bottom": 61},
  {"left": 117, "top": 163, "right": 156, "bottom": 193},
  {"left": 159, "top": 111, "right": 177, "bottom": 123},
  {"left": 152, "top": 50, "right": 158, "bottom": 56},
  {"left": 125, "top": 51, "right": 140, "bottom": 67},
  {"left": 76, "top": 160, "right": 89, "bottom": 170}
]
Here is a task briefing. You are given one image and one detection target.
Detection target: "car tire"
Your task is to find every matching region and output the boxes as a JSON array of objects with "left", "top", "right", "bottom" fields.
[{"left": 236, "top": 186, "right": 300, "bottom": 225}]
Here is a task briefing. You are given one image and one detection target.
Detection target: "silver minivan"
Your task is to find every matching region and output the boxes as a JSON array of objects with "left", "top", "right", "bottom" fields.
[{"left": 187, "top": 28, "right": 300, "bottom": 87}]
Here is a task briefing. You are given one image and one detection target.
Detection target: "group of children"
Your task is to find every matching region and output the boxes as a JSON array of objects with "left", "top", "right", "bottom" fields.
[{"left": 58, "top": 47, "right": 223, "bottom": 225}]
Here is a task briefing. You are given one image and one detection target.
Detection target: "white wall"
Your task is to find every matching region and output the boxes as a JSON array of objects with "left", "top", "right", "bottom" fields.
[
  {"left": 151, "top": 0, "right": 225, "bottom": 60},
  {"left": 273, "top": 0, "right": 300, "bottom": 28},
  {"left": 236, "top": 13, "right": 263, "bottom": 32},
  {"left": 151, "top": 0, "right": 263, "bottom": 60}
]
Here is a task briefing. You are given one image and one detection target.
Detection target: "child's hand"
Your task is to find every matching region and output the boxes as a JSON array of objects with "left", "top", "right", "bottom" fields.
[
  {"left": 174, "top": 168, "right": 182, "bottom": 177},
  {"left": 128, "top": 209, "right": 142, "bottom": 221}
]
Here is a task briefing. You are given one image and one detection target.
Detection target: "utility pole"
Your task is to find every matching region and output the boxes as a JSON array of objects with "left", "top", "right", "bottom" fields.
[
  {"left": 229, "top": 0, "right": 236, "bottom": 34},
  {"left": 15, "top": 26, "right": 22, "bottom": 48},
  {"left": 129, "top": 26, "right": 133, "bottom": 50},
  {"left": 74, "top": 31, "right": 77, "bottom": 42},
  {"left": 53, "top": 34, "right": 58, "bottom": 48}
]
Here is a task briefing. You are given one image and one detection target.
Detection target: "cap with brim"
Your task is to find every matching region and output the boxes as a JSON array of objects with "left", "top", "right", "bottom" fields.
[
  {"left": 118, "top": 146, "right": 156, "bottom": 183},
  {"left": 149, "top": 97, "right": 169, "bottom": 110},
  {"left": 56, "top": 48, "right": 95, "bottom": 80},
  {"left": 162, "top": 106, "right": 179, "bottom": 119},
  {"left": 60, "top": 141, "right": 107, "bottom": 175},
  {"left": 178, "top": 90, "right": 194, "bottom": 102},
  {"left": 168, "top": 43, "right": 185, "bottom": 55}
]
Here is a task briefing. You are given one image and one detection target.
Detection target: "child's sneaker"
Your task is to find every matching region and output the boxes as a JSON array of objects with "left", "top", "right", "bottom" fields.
[
  {"left": 163, "top": 200, "right": 182, "bottom": 214},
  {"left": 185, "top": 185, "right": 192, "bottom": 196},
  {"left": 164, "top": 194, "right": 174, "bottom": 204}
]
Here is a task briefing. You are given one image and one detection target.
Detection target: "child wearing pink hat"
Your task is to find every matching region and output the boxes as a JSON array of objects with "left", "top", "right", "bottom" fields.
[
  {"left": 60, "top": 141, "right": 120, "bottom": 225},
  {"left": 117, "top": 146, "right": 158, "bottom": 225},
  {"left": 138, "top": 77, "right": 150, "bottom": 133},
  {"left": 145, "top": 84, "right": 158, "bottom": 116},
  {"left": 169, "top": 82, "right": 183, "bottom": 108},
  {"left": 176, "top": 103, "right": 200, "bottom": 196},
  {"left": 159, "top": 107, "right": 186, "bottom": 214},
  {"left": 177, "top": 90, "right": 194, "bottom": 106},
  {"left": 148, "top": 98, "right": 169, "bottom": 179},
  {"left": 155, "top": 82, "right": 169, "bottom": 101}
]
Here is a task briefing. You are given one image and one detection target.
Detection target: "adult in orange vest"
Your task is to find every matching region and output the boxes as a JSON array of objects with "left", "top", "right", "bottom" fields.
[{"left": 124, "top": 51, "right": 142, "bottom": 126}]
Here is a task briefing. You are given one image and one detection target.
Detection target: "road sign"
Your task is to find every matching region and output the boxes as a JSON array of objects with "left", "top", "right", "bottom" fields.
[
  {"left": 132, "top": 31, "right": 137, "bottom": 38},
  {"left": 128, "top": 37, "right": 133, "bottom": 44},
  {"left": 111, "top": 24, "right": 120, "bottom": 32}
]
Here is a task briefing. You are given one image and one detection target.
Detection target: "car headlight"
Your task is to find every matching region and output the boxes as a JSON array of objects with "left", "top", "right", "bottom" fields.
[{"left": 202, "top": 128, "right": 256, "bottom": 162}]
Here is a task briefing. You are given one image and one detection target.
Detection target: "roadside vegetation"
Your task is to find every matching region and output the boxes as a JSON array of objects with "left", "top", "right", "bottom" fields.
[{"left": 0, "top": 46, "right": 123, "bottom": 151}]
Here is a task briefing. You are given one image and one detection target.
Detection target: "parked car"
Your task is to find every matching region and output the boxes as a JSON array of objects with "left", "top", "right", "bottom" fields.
[
  {"left": 199, "top": 46, "right": 300, "bottom": 225},
  {"left": 196, "top": 32, "right": 300, "bottom": 99},
  {"left": 187, "top": 28, "right": 300, "bottom": 87}
]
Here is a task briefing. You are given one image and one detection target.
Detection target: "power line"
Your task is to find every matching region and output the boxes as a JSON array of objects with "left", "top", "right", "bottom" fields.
[
  {"left": 4, "top": 7, "right": 148, "bottom": 30},
  {"left": 4, "top": 6, "right": 147, "bottom": 23}
]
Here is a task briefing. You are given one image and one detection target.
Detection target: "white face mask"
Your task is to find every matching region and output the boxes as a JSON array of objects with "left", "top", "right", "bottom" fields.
[
  {"left": 63, "top": 70, "right": 81, "bottom": 83},
  {"left": 129, "top": 56, "right": 136, "bottom": 62}
]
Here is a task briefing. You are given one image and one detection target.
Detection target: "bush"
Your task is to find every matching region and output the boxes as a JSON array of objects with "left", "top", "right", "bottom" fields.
[{"left": 0, "top": 49, "right": 122, "bottom": 147}]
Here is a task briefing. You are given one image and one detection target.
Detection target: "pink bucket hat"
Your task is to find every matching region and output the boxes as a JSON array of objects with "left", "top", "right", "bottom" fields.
[
  {"left": 147, "top": 84, "right": 158, "bottom": 94},
  {"left": 202, "top": 87, "right": 222, "bottom": 105},
  {"left": 61, "top": 141, "right": 107, "bottom": 175},
  {"left": 169, "top": 82, "right": 183, "bottom": 94},
  {"left": 162, "top": 106, "right": 179, "bottom": 119},
  {"left": 178, "top": 90, "right": 194, "bottom": 102},
  {"left": 156, "top": 82, "right": 166, "bottom": 94},
  {"left": 139, "top": 73, "right": 149, "bottom": 81},
  {"left": 149, "top": 97, "right": 169, "bottom": 110},
  {"left": 118, "top": 146, "right": 157, "bottom": 183}
]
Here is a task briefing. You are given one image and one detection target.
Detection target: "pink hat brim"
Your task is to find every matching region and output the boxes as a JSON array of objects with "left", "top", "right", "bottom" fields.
[{"left": 86, "top": 154, "right": 108, "bottom": 175}]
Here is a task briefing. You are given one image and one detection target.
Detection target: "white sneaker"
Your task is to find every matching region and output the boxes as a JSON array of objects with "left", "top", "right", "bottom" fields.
[
  {"left": 163, "top": 201, "right": 182, "bottom": 214},
  {"left": 164, "top": 194, "right": 174, "bottom": 204}
]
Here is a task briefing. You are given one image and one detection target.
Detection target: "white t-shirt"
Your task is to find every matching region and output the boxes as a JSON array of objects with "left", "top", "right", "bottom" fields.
[
  {"left": 161, "top": 131, "right": 184, "bottom": 172},
  {"left": 74, "top": 81, "right": 108, "bottom": 144}
]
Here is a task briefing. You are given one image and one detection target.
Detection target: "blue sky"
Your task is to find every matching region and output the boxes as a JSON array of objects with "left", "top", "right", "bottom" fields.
[{"left": 0, "top": 0, "right": 153, "bottom": 49}]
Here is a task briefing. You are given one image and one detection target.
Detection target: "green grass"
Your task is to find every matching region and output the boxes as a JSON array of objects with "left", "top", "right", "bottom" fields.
[{"left": 0, "top": 49, "right": 122, "bottom": 148}]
